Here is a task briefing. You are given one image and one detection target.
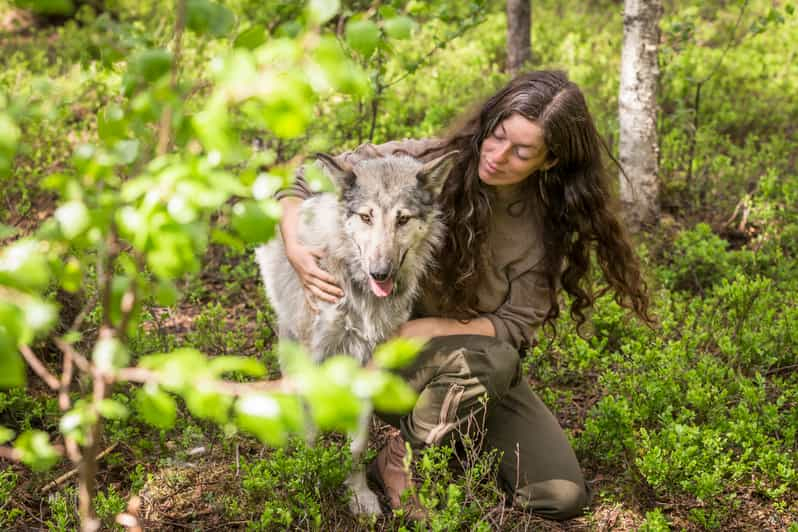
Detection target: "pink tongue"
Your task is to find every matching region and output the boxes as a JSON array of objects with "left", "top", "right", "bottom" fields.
[{"left": 369, "top": 277, "right": 394, "bottom": 297}]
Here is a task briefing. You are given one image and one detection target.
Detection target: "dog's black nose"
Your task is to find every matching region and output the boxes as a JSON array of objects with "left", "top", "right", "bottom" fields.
[{"left": 369, "top": 269, "right": 391, "bottom": 282}]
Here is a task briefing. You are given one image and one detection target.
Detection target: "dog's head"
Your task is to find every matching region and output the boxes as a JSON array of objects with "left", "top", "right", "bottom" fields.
[{"left": 315, "top": 151, "right": 458, "bottom": 298}]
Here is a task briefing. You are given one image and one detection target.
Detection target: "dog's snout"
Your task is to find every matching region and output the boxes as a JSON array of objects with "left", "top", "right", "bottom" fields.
[{"left": 369, "top": 266, "right": 392, "bottom": 281}]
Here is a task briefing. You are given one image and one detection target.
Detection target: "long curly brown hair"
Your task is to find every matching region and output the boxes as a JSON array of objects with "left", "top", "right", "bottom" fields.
[{"left": 421, "top": 70, "right": 653, "bottom": 331}]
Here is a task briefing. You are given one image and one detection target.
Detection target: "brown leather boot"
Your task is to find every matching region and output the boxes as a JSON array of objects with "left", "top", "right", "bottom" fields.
[{"left": 368, "top": 433, "right": 426, "bottom": 520}]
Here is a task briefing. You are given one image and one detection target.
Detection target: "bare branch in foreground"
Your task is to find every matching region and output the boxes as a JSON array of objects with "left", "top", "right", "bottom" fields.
[{"left": 19, "top": 344, "right": 60, "bottom": 390}]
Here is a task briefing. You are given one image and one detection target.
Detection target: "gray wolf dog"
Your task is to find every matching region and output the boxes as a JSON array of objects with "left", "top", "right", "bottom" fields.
[{"left": 255, "top": 150, "right": 457, "bottom": 515}]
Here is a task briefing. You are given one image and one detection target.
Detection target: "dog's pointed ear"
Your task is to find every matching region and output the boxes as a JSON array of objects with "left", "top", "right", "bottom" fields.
[
  {"left": 416, "top": 150, "right": 459, "bottom": 198},
  {"left": 315, "top": 153, "right": 355, "bottom": 192}
]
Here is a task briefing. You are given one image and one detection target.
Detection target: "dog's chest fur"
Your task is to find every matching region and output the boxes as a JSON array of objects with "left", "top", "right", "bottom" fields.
[{"left": 312, "top": 269, "right": 416, "bottom": 364}]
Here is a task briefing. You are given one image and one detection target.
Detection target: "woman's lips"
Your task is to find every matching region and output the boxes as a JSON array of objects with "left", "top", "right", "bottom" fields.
[{"left": 483, "top": 160, "right": 498, "bottom": 174}]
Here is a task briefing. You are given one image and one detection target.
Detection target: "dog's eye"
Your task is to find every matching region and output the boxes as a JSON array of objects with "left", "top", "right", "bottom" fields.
[
  {"left": 396, "top": 215, "right": 411, "bottom": 226},
  {"left": 359, "top": 213, "right": 372, "bottom": 224}
]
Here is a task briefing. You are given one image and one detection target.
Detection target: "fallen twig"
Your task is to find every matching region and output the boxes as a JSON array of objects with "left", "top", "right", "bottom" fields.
[{"left": 41, "top": 442, "right": 119, "bottom": 493}]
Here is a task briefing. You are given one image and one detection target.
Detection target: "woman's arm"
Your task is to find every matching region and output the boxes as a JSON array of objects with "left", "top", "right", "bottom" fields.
[{"left": 396, "top": 317, "right": 496, "bottom": 339}]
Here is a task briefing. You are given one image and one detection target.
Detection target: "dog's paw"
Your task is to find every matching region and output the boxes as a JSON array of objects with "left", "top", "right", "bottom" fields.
[{"left": 348, "top": 486, "right": 383, "bottom": 516}]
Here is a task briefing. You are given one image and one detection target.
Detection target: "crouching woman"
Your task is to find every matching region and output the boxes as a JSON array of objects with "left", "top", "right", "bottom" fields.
[{"left": 276, "top": 70, "right": 653, "bottom": 520}]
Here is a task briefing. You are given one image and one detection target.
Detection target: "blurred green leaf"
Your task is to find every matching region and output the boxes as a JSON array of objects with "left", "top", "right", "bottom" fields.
[
  {"left": 234, "top": 25, "right": 267, "bottom": 50},
  {"left": 0, "top": 112, "right": 21, "bottom": 152},
  {"left": 154, "top": 279, "right": 179, "bottom": 307},
  {"left": 125, "top": 49, "right": 173, "bottom": 94},
  {"left": 373, "top": 337, "right": 425, "bottom": 369},
  {"left": 193, "top": 93, "right": 241, "bottom": 160},
  {"left": 109, "top": 275, "right": 137, "bottom": 329},
  {"left": 186, "top": 0, "right": 235, "bottom": 37},
  {"left": 231, "top": 199, "right": 280, "bottom": 244},
  {"left": 135, "top": 386, "right": 177, "bottom": 429},
  {"left": 114, "top": 139, "right": 140, "bottom": 165},
  {"left": 383, "top": 16, "right": 415, "bottom": 40},
  {"left": 97, "top": 399, "right": 130, "bottom": 420},
  {"left": 306, "top": 0, "right": 340, "bottom": 25},
  {"left": 303, "top": 162, "right": 335, "bottom": 193},
  {"left": 146, "top": 229, "right": 201, "bottom": 280},
  {"left": 378, "top": 5, "right": 397, "bottom": 18},
  {"left": 185, "top": 388, "right": 232, "bottom": 423},
  {"left": 139, "top": 348, "right": 207, "bottom": 391},
  {"left": 346, "top": 19, "right": 380, "bottom": 57},
  {"left": 210, "top": 228, "right": 245, "bottom": 251},
  {"left": 0, "top": 330, "right": 25, "bottom": 389},
  {"left": 131, "top": 49, "right": 173, "bottom": 81},
  {"left": 312, "top": 36, "right": 371, "bottom": 96},
  {"left": 14, "top": 430, "right": 60, "bottom": 471},
  {"left": 12, "top": 0, "right": 74, "bottom": 15},
  {"left": 300, "top": 356, "right": 363, "bottom": 433},
  {"left": 20, "top": 298, "right": 57, "bottom": 340},
  {"left": 0, "top": 426, "right": 13, "bottom": 444},
  {"left": 92, "top": 336, "right": 130, "bottom": 373},
  {"left": 97, "top": 104, "right": 127, "bottom": 143},
  {"left": 370, "top": 373, "right": 417, "bottom": 413},
  {"left": 58, "top": 403, "right": 95, "bottom": 445},
  {"left": 0, "top": 239, "right": 51, "bottom": 292},
  {"left": 208, "top": 356, "right": 267, "bottom": 377},
  {"left": 276, "top": 340, "right": 313, "bottom": 376},
  {"left": 61, "top": 256, "right": 82, "bottom": 293},
  {"left": 54, "top": 200, "right": 90, "bottom": 240},
  {"left": 235, "top": 393, "right": 305, "bottom": 446}
]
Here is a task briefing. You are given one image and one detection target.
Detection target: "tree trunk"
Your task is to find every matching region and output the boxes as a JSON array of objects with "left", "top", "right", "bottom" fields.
[
  {"left": 618, "top": 0, "right": 662, "bottom": 232},
  {"left": 506, "top": 0, "right": 531, "bottom": 75}
]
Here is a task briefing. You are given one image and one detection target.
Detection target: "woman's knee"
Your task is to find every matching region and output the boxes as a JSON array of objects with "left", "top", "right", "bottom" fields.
[
  {"left": 429, "top": 335, "right": 520, "bottom": 396},
  {"left": 513, "top": 479, "right": 590, "bottom": 520},
  {"left": 469, "top": 336, "right": 522, "bottom": 397}
]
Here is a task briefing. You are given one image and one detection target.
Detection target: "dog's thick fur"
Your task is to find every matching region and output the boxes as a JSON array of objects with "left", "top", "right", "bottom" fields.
[{"left": 255, "top": 151, "right": 456, "bottom": 514}]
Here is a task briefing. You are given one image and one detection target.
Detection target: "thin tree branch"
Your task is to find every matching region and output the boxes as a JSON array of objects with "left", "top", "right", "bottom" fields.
[
  {"left": 55, "top": 339, "right": 92, "bottom": 373},
  {"left": 70, "top": 292, "right": 99, "bottom": 332},
  {"left": 59, "top": 342, "right": 74, "bottom": 411},
  {"left": 19, "top": 344, "right": 60, "bottom": 390},
  {"left": 157, "top": 0, "right": 187, "bottom": 156},
  {"left": 116, "top": 367, "right": 297, "bottom": 395},
  {"left": 0, "top": 446, "right": 20, "bottom": 462}
]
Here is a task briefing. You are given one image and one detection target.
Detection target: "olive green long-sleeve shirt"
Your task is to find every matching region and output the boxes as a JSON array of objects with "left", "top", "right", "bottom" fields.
[{"left": 275, "top": 139, "right": 552, "bottom": 351}]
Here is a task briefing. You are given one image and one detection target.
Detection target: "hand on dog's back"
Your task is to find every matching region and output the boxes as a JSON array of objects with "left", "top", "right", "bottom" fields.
[{"left": 281, "top": 195, "right": 343, "bottom": 305}]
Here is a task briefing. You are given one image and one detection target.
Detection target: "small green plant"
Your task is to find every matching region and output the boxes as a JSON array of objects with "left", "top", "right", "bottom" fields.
[
  {"left": 0, "top": 468, "right": 23, "bottom": 528},
  {"left": 239, "top": 437, "right": 353, "bottom": 530},
  {"left": 94, "top": 485, "right": 126, "bottom": 530},
  {"left": 46, "top": 486, "right": 78, "bottom": 532},
  {"left": 639, "top": 507, "right": 671, "bottom": 531}
]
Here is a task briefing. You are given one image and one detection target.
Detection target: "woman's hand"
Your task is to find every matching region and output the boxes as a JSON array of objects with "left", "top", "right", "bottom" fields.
[
  {"left": 278, "top": 196, "right": 343, "bottom": 309},
  {"left": 284, "top": 240, "right": 343, "bottom": 307}
]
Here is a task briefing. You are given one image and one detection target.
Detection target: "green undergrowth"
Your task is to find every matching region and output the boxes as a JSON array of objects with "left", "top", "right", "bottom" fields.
[
  {"left": 528, "top": 219, "right": 798, "bottom": 529},
  {"left": 1, "top": 0, "right": 797, "bottom": 529}
]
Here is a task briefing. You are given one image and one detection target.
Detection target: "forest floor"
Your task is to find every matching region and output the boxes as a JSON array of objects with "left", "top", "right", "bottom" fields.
[{"left": 4, "top": 189, "right": 795, "bottom": 531}]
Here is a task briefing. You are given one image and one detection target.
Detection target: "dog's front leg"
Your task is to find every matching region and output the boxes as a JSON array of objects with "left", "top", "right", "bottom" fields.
[{"left": 344, "top": 406, "right": 382, "bottom": 516}]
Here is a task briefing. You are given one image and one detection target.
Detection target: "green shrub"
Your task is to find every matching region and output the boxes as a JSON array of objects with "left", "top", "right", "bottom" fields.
[
  {"left": 658, "top": 223, "right": 735, "bottom": 291},
  {"left": 239, "top": 438, "right": 352, "bottom": 530}
]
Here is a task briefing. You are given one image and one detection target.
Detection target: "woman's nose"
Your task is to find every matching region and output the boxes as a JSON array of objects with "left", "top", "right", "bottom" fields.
[{"left": 493, "top": 141, "right": 512, "bottom": 162}]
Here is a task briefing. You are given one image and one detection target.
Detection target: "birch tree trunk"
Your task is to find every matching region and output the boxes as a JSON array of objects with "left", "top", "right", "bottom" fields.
[
  {"left": 506, "top": 0, "right": 531, "bottom": 75},
  {"left": 618, "top": 0, "right": 662, "bottom": 231}
]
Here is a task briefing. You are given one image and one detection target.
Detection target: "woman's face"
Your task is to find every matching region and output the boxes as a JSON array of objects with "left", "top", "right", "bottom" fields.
[{"left": 478, "top": 113, "right": 554, "bottom": 187}]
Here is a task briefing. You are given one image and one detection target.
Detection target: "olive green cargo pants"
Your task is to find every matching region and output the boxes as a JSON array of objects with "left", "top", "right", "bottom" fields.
[{"left": 377, "top": 335, "right": 590, "bottom": 520}]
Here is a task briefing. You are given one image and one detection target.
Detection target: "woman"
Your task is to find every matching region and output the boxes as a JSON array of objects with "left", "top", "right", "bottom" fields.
[{"left": 275, "top": 70, "right": 652, "bottom": 520}]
